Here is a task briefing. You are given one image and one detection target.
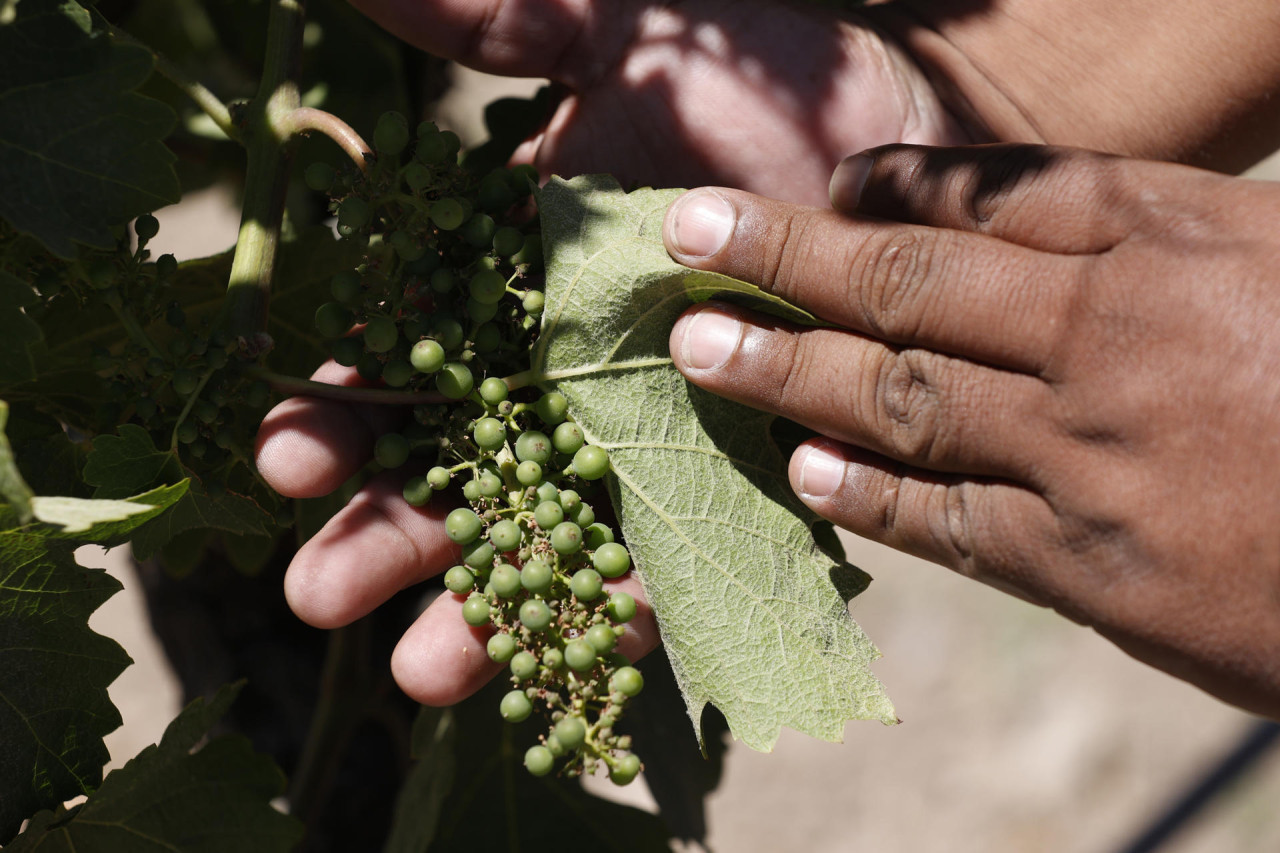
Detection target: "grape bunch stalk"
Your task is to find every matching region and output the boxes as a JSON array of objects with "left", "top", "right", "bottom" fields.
[{"left": 309, "top": 111, "right": 646, "bottom": 784}]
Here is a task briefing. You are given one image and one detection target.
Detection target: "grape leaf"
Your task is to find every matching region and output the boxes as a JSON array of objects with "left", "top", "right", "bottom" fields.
[
  {"left": 0, "top": 0, "right": 180, "bottom": 257},
  {"left": 0, "top": 481, "right": 185, "bottom": 842},
  {"left": 0, "top": 272, "right": 43, "bottom": 385},
  {"left": 536, "top": 175, "right": 895, "bottom": 752},
  {"left": 7, "top": 683, "right": 303, "bottom": 852},
  {"left": 382, "top": 706, "right": 455, "bottom": 853}
]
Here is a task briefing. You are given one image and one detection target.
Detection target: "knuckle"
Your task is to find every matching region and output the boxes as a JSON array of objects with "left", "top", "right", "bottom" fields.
[
  {"left": 872, "top": 349, "right": 952, "bottom": 463},
  {"left": 962, "top": 145, "right": 1057, "bottom": 226},
  {"left": 756, "top": 212, "right": 810, "bottom": 304},
  {"left": 848, "top": 227, "right": 939, "bottom": 340}
]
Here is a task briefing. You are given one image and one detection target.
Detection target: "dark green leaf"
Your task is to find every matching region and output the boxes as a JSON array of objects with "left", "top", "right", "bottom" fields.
[
  {"left": 0, "top": 0, "right": 180, "bottom": 257},
  {"left": 83, "top": 424, "right": 172, "bottom": 497},
  {"left": 383, "top": 706, "right": 456, "bottom": 853},
  {"left": 0, "top": 272, "right": 43, "bottom": 385},
  {"left": 7, "top": 683, "right": 303, "bottom": 853}
]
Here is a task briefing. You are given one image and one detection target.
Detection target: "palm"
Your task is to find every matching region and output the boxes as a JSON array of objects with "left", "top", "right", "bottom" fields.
[{"left": 353, "top": 0, "right": 967, "bottom": 204}]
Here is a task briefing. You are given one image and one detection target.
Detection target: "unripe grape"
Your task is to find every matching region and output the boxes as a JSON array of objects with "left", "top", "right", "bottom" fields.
[
  {"left": 381, "top": 359, "right": 413, "bottom": 387},
  {"left": 445, "top": 508, "right": 483, "bottom": 544},
  {"left": 427, "top": 466, "right": 451, "bottom": 491},
  {"left": 374, "top": 433, "right": 410, "bottom": 468},
  {"left": 171, "top": 368, "right": 198, "bottom": 396},
  {"left": 518, "top": 599, "right": 553, "bottom": 631},
  {"left": 610, "top": 753, "right": 642, "bottom": 786},
  {"left": 429, "top": 268, "right": 457, "bottom": 294},
  {"left": 585, "top": 624, "right": 617, "bottom": 654},
  {"left": 607, "top": 592, "right": 637, "bottom": 623},
  {"left": 429, "top": 198, "right": 466, "bottom": 230},
  {"left": 363, "top": 314, "right": 399, "bottom": 353},
  {"left": 515, "top": 431, "right": 552, "bottom": 465},
  {"left": 611, "top": 666, "right": 644, "bottom": 698},
  {"left": 156, "top": 253, "right": 178, "bottom": 278},
  {"left": 337, "top": 197, "right": 371, "bottom": 230},
  {"left": 461, "top": 595, "right": 491, "bottom": 626},
  {"left": 492, "top": 226, "right": 524, "bottom": 257},
  {"left": 512, "top": 234, "right": 543, "bottom": 267},
  {"left": 441, "top": 130, "right": 462, "bottom": 159},
  {"left": 520, "top": 559, "right": 553, "bottom": 594},
  {"left": 534, "top": 501, "right": 564, "bottom": 530},
  {"left": 134, "top": 214, "right": 159, "bottom": 242},
  {"left": 542, "top": 648, "right": 564, "bottom": 670},
  {"left": 478, "top": 172, "right": 515, "bottom": 212},
  {"left": 403, "top": 476, "right": 432, "bottom": 507},
  {"left": 569, "top": 502, "right": 595, "bottom": 527},
  {"left": 390, "top": 230, "right": 424, "bottom": 261},
  {"left": 410, "top": 339, "right": 446, "bottom": 373},
  {"left": 304, "top": 162, "right": 335, "bottom": 192},
  {"left": 552, "top": 422, "right": 585, "bottom": 455},
  {"left": 194, "top": 399, "right": 219, "bottom": 424},
  {"left": 462, "top": 539, "right": 495, "bottom": 569},
  {"left": 429, "top": 317, "right": 465, "bottom": 350},
  {"left": 472, "top": 417, "right": 506, "bottom": 451},
  {"left": 403, "top": 161, "right": 433, "bottom": 191},
  {"left": 330, "top": 270, "right": 362, "bottom": 304},
  {"left": 469, "top": 269, "right": 506, "bottom": 305},
  {"left": 535, "top": 482, "right": 559, "bottom": 503},
  {"left": 553, "top": 716, "right": 586, "bottom": 750},
  {"left": 516, "top": 461, "right": 542, "bottom": 486},
  {"left": 509, "top": 163, "right": 539, "bottom": 193},
  {"left": 374, "top": 110, "right": 410, "bottom": 156},
  {"left": 490, "top": 563, "right": 521, "bottom": 597},
  {"left": 557, "top": 489, "right": 581, "bottom": 512},
  {"left": 176, "top": 421, "right": 198, "bottom": 444},
  {"left": 510, "top": 651, "right": 538, "bottom": 680},
  {"left": 500, "top": 689, "right": 533, "bottom": 722},
  {"left": 462, "top": 479, "right": 482, "bottom": 502},
  {"left": 415, "top": 124, "right": 447, "bottom": 164},
  {"left": 460, "top": 213, "right": 496, "bottom": 249},
  {"left": 436, "top": 362, "right": 474, "bottom": 399},
  {"left": 583, "top": 522, "right": 615, "bottom": 550},
  {"left": 524, "top": 745, "right": 554, "bottom": 776},
  {"left": 534, "top": 392, "right": 568, "bottom": 425},
  {"left": 356, "top": 352, "right": 382, "bottom": 382},
  {"left": 593, "top": 542, "right": 631, "bottom": 578},
  {"left": 473, "top": 323, "right": 501, "bottom": 353},
  {"left": 565, "top": 639, "right": 596, "bottom": 672},
  {"left": 466, "top": 298, "right": 499, "bottom": 324},
  {"left": 489, "top": 519, "right": 521, "bottom": 551},
  {"left": 314, "top": 302, "right": 352, "bottom": 339},
  {"left": 487, "top": 632, "right": 517, "bottom": 663},
  {"left": 477, "top": 471, "right": 502, "bottom": 498},
  {"left": 573, "top": 445, "right": 610, "bottom": 480},
  {"left": 522, "top": 290, "right": 545, "bottom": 316},
  {"left": 570, "top": 568, "right": 602, "bottom": 601},
  {"left": 550, "top": 522, "right": 583, "bottom": 555}
]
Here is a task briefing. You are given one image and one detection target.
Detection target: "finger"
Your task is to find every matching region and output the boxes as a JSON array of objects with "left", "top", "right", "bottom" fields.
[
  {"left": 663, "top": 186, "right": 1081, "bottom": 373},
  {"left": 348, "top": 0, "right": 632, "bottom": 87},
  {"left": 255, "top": 360, "right": 402, "bottom": 498},
  {"left": 284, "top": 472, "right": 459, "bottom": 629},
  {"left": 830, "top": 143, "right": 1196, "bottom": 255},
  {"left": 670, "top": 302, "right": 1051, "bottom": 478},
  {"left": 392, "top": 574, "right": 659, "bottom": 706},
  {"left": 788, "top": 438, "right": 1062, "bottom": 609}
]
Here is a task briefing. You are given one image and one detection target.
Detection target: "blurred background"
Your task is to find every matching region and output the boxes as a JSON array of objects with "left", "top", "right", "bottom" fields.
[{"left": 84, "top": 65, "right": 1280, "bottom": 853}]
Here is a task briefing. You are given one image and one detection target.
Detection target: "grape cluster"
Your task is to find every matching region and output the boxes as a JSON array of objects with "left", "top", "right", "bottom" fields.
[{"left": 311, "top": 112, "right": 644, "bottom": 783}]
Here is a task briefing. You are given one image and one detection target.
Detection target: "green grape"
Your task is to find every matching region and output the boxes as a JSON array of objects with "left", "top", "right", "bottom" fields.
[
  {"left": 429, "top": 317, "right": 465, "bottom": 350},
  {"left": 585, "top": 624, "right": 617, "bottom": 654},
  {"left": 403, "top": 476, "right": 432, "bottom": 506},
  {"left": 564, "top": 639, "right": 596, "bottom": 672},
  {"left": 516, "top": 461, "right": 542, "bottom": 486},
  {"left": 444, "top": 566, "right": 475, "bottom": 594},
  {"left": 462, "top": 479, "right": 482, "bottom": 502},
  {"left": 583, "top": 522, "right": 614, "bottom": 550},
  {"left": 349, "top": 353, "right": 381, "bottom": 384},
  {"left": 406, "top": 252, "right": 441, "bottom": 277},
  {"left": 573, "top": 445, "right": 610, "bottom": 479},
  {"left": 375, "top": 433, "right": 410, "bottom": 468},
  {"left": 462, "top": 595, "right": 491, "bottom": 627},
  {"left": 134, "top": 214, "right": 159, "bottom": 242},
  {"left": 509, "top": 163, "right": 539, "bottom": 193},
  {"left": 611, "top": 666, "right": 644, "bottom": 697},
  {"left": 374, "top": 110, "right": 410, "bottom": 156},
  {"left": 427, "top": 466, "right": 451, "bottom": 490},
  {"left": 330, "top": 270, "right": 361, "bottom": 303},
  {"left": 569, "top": 568, "right": 602, "bottom": 601},
  {"left": 315, "top": 302, "right": 352, "bottom": 339},
  {"left": 381, "top": 359, "right": 413, "bottom": 387},
  {"left": 569, "top": 501, "right": 595, "bottom": 527},
  {"left": 429, "top": 198, "right": 466, "bottom": 230},
  {"left": 477, "top": 471, "right": 503, "bottom": 498},
  {"left": 487, "top": 632, "right": 517, "bottom": 663},
  {"left": 304, "top": 162, "right": 335, "bottom": 192},
  {"left": 416, "top": 125, "right": 447, "bottom": 164},
  {"left": 553, "top": 716, "right": 586, "bottom": 750},
  {"left": 478, "top": 376, "right": 508, "bottom": 405},
  {"left": 410, "top": 339, "right": 446, "bottom": 373},
  {"left": 607, "top": 592, "right": 637, "bottom": 623},
  {"left": 512, "top": 234, "right": 543, "bottom": 267},
  {"left": 156, "top": 253, "right": 178, "bottom": 278},
  {"left": 533, "top": 501, "right": 564, "bottom": 530},
  {"left": 510, "top": 651, "right": 538, "bottom": 680},
  {"left": 524, "top": 745, "right": 554, "bottom": 777},
  {"left": 535, "top": 391, "right": 568, "bottom": 425},
  {"left": 522, "top": 290, "right": 545, "bottom": 316},
  {"left": 469, "top": 269, "right": 506, "bottom": 305},
  {"left": 515, "top": 431, "right": 552, "bottom": 465},
  {"left": 461, "top": 539, "right": 495, "bottom": 569},
  {"left": 473, "top": 323, "right": 501, "bottom": 353},
  {"left": 330, "top": 337, "right": 361, "bottom": 370},
  {"left": 338, "top": 197, "right": 371, "bottom": 230},
  {"left": 593, "top": 542, "right": 631, "bottom": 578},
  {"left": 429, "top": 268, "right": 457, "bottom": 294},
  {"left": 466, "top": 298, "right": 499, "bottom": 324},
  {"left": 472, "top": 417, "right": 506, "bottom": 451},
  {"left": 490, "top": 563, "right": 521, "bottom": 597},
  {"left": 478, "top": 172, "right": 516, "bottom": 212},
  {"left": 518, "top": 599, "right": 553, "bottom": 631},
  {"left": 610, "top": 753, "right": 642, "bottom": 785},
  {"left": 552, "top": 422, "right": 585, "bottom": 454},
  {"left": 445, "top": 508, "right": 483, "bottom": 544},
  {"left": 441, "top": 130, "right": 462, "bottom": 159},
  {"left": 214, "top": 428, "right": 236, "bottom": 450},
  {"left": 176, "top": 421, "right": 198, "bottom": 444},
  {"left": 535, "top": 482, "right": 559, "bottom": 503},
  {"left": 550, "top": 522, "right": 583, "bottom": 555},
  {"left": 460, "top": 213, "right": 496, "bottom": 249},
  {"left": 363, "top": 314, "right": 399, "bottom": 353},
  {"left": 436, "top": 362, "right": 474, "bottom": 399},
  {"left": 171, "top": 368, "right": 198, "bottom": 396},
  {"left": 542, "top": 648, "right": 564, "bottom": 670},
  {"left": 557, "top": 489, "right": 581, "bottom": 512},
  {"left": 489, "top": 519, "right": 521, "bottom": 551},
  {"left": 390, "top": 230, "right": 425, "bottom": 261},
  {"left": 194, "top": 399, "right": 219, "bottom": 424},
  {"left": 520, "top": 558, "right": 553, "bottom": 594},
  {"left": 492, "top": 226, "right": 524, "bottom": 257},
  {"left": 403, "top": 161, "right": 433, "bottom": 191}
]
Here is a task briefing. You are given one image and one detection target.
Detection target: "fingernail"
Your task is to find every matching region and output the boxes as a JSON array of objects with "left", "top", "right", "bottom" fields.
[
  {"left": 667, "top": 189, "right": 735, "bottom": 257},
  {"left": 829, "top": 153, "right": 872, "bottom": 212},
  {"left": 678, "top": 306, "right": 742, "bottom": 370},
  {"left": 796, "top": 441, "right": 846, "bottom": 499}
]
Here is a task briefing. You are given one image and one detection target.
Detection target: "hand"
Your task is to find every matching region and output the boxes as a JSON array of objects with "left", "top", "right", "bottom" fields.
[
  {"left": 254, "top": 362, "right": 661, "bottom": 705},
  {"left": 349, "top": 0, "right": 970, "bottom": 204},
  {"left": 663, "top": 143, "right": 1280, "bottom": 717}
]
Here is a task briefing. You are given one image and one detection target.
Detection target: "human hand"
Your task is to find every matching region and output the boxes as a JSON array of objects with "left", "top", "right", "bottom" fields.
[
  {"left": 254, "top": 362, "right": 660, "bottom": 705},
  {"left": 348, "top": 0, "right": 970, "bottom": 204},
  {"left": 663, "top": 143, "right": 1280, "bottom": 717}
]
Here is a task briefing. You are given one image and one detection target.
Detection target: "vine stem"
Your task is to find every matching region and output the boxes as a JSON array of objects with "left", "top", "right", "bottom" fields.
[
  {"left": 108, "top": 24, "right": 242, "bottom": 144},
  {"left": 247, "top": 368, "right": 448, "bottom": 405},
  {"left": 222, "top": 0, "right": 307, "bottom": 339},
  {"left": 282, "top": 107, "right": 372, "bottom": 170}
]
